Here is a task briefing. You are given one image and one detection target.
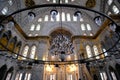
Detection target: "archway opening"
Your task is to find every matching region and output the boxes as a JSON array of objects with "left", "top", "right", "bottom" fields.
[{"left": 0, "top": 65, "right": 7, "bottom": 79}]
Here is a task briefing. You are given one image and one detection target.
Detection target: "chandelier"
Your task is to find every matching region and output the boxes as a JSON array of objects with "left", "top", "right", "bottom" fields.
[
  {"left": 49, "top": 8, "right": 75, "bottom": 61},
  {"left": 49, "top": 34, "right": 74, "bottom": 61}
]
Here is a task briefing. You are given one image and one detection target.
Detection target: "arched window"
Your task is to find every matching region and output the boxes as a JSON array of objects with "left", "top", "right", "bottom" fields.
[
  {"left": 60, "top": 0, "right": 62, "bottom": 3},
  {"left": 56, "top": 12, "right": 60, "bottom": 21},
  {"left": 100, "top": 72, "right": 107, "bottom": 80},
  {"left": 51, "top": 15, "right": 54, "bottom": 21},
  {"left": 73, "top": 15, "right": 77, "bottom": 21},
  {"left": 24, "top": 73, "right": 31, "bottom": 80},
  {"left": 50, "top": 74, "right": 56, "bottom": 80},
  {"left": 38, "top": 18, "right": 42, "bottom": 22},
  {"left": 67, "top": 13, "right": 71, "bottom": 21},
  {"left": 65, "top": 0, "right": 68, "bottom": 3},
  {"left": 15, "top": 73, "right": 23, "bottom": 80},
  {"left": 62, "top": 12, "right": 66, "bottom": 21},
  {"left": 44, "top": 15, "right": 49, "bottom": 21},
  {"left": 81, "top": 24, "right": 86, "bottom": 31},
  {"left": 8, "top": 0, "right": 13, "bottom": 6},
  {"left": 53, "top": 0, "right": 56, "bottom": 3},
  {"left": 22, "top": 45, "right": 29, "bottom": 59},
  {"left": 86, "top": 24, "right": 92, "bottom": 31},
  {"left": 0, "top": 65, "right": 7, "bottom": 80},
  {"left": 6, "top": 73, "right": 12, "bottom": 80},
  {"left": 67, "top": 74, "right": 72, "bottom": 80},
  {"left": 36, "top": 24, "right": 41, "bottom": 31},
  {"left": 111, "top": 72, "right": 117, "bottom": 80},
  {"left": 30, "top": 24, "right": 35, "bottom": 31},
  {"left": 107, "top": 0, "right": 113, "bottom": 5},
  {"left": 93, "top": 45, "right": 100, "bottom": 59},
  {"left": 30, "top": 45, "right": 36, "bottom": 59},
  {"left": 112, "top": 5, "right": 119, "bottom": 14},
  {"left": 1, "top": 7, "right": 8, "bottom": 15},
  {"left": 5, "top": 67, "right": 14, "bottom": 80},
  {"left": 86, "top": 45, "right": 92, "bottom": 58}
]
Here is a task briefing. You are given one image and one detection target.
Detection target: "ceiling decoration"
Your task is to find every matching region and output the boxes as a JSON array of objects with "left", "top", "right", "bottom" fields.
[
  {"left": 86, "top": 0, "right": 96, "bottom": 8},
  {"left": 24, "top": 0, "right": 35, "bottom": 8}
]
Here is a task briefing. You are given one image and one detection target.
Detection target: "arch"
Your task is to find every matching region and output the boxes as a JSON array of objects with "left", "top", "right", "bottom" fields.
[
  {"left": 86, "top": 45, "right": 92, "bottom": 58},
  {"left": 22, "top": 45, "right": 29, "bottom": 60},
  {"left": 93, "top": 45, "right": 99, "bottom": 59},
  {"left": 14, "top": 41, "right": 22, "bottom": 53},
  {"left": 0, "top": 31, "right": 12, "bottom": 50},
  {"left": 30, "top": 45, "right": 36, "bottom": 59},
  {"left": 49, "top": 28, "right": 72, "bottom": 37},
  {"left": 7, "top": 36, "right": 17, "bottom": 51},
  {"left": 0, "top": 64, "right": 7, "bottom": 80},
  {"left": 5, "top": 67, "right": 14, "bottom": 80}
]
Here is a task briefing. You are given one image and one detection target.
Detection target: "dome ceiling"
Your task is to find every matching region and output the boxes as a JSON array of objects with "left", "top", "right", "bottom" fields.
[{"left": 0, "top": 0, "right": 106, "bottom": 38}]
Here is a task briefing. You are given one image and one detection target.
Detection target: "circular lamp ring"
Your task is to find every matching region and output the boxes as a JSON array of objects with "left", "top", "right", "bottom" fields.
[
  {"left": 0, "top": 4, "right": 119, "bottom": 62},
  {"left": 0, "top": 4, "right": 117, "bottom": 25}
]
